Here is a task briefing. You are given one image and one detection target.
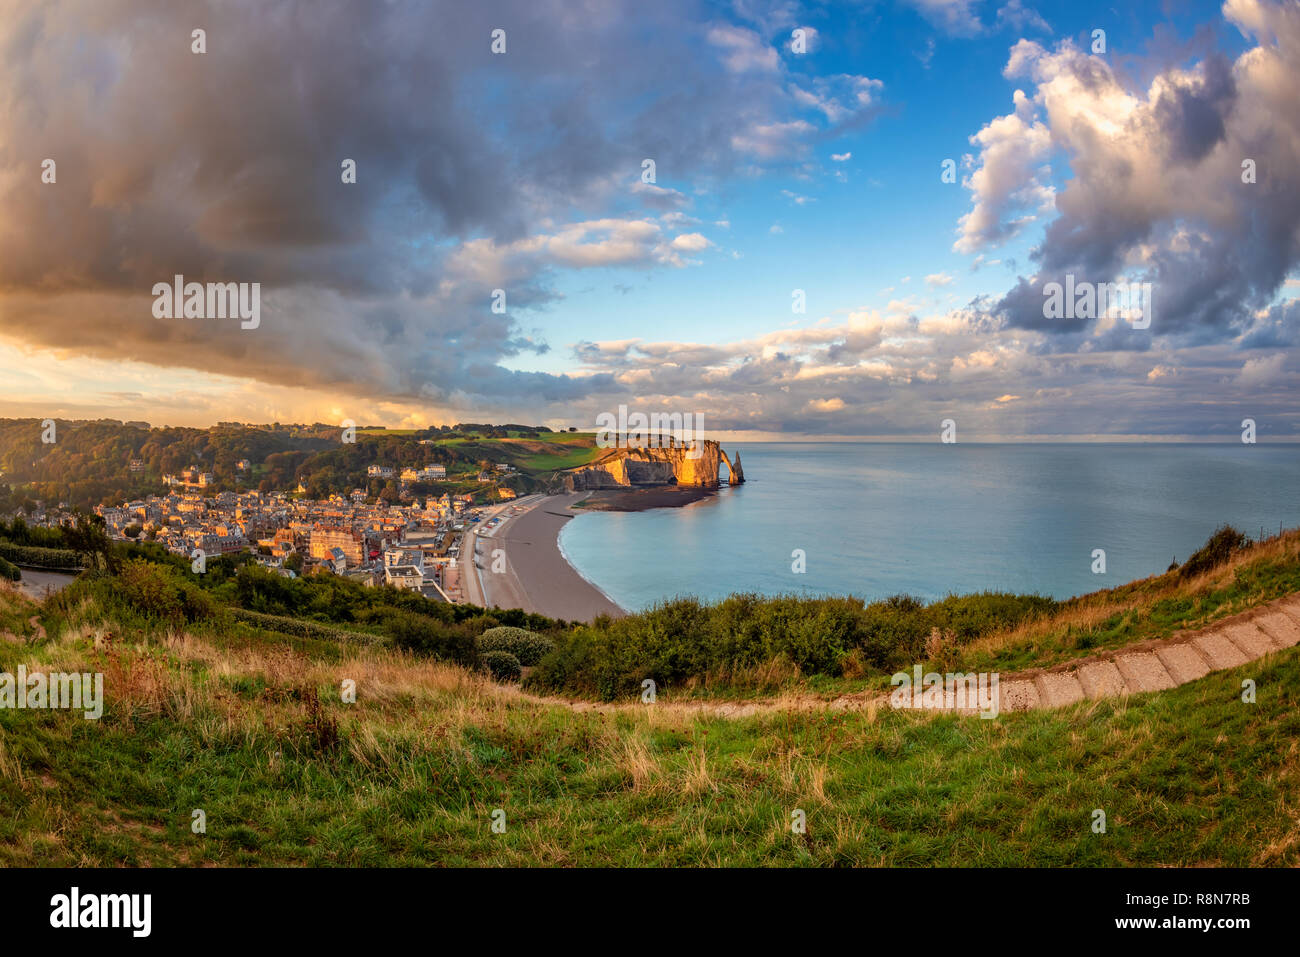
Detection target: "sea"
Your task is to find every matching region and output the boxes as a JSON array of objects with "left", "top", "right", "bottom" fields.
[{"left": 556, "top": 443, "right": 1300, "bottom": 612}]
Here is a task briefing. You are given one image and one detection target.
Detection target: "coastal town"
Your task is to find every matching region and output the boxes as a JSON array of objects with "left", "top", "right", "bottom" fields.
[
  {"left": 16, "top": 463, "right": 527, "bottom": 606},
  {"left": 0, "top": 420, "right": 744, "bottom": 619}
]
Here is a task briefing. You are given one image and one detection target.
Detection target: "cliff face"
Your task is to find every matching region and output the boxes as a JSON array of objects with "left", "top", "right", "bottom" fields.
[{"left": 566, "top": 440, "right": 744, "bottom": 489}]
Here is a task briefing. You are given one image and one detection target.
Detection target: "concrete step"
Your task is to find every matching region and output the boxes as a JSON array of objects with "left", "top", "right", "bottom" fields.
[
  {"left": 1191, "top": 632, "right": 1251, "bottom": 670},
  {"left": 1034, "top": 671, "right": 1086, "bottom": 708},
  {"left": 1114, "top": 652, "right": 1177, "bottom": 692},
  {"left": 1155, "top": 643, "right": 1212, "bottom": 684},
  {"left": 1077, "top": 660, "right": 1127, "bottom": 699},
  {"left": 1253, "top": 609, "right": 1300, "bottom": 649},
  {"left": 999, "top": 679, "right": 1041, "bottom": 712},
  {"left": 1219, "top": 621, "right": 1276, "bottom": 659}
]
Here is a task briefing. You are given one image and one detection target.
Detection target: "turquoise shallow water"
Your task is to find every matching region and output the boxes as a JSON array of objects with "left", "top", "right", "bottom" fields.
[{"left": 556, "top": 443, "right": 1300, "bottom": 612}]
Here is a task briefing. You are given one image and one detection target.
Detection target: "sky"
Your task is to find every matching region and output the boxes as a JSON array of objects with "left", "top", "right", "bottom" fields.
[{"left": 0, "top": 0, "right": 1297, "bottom": 439}]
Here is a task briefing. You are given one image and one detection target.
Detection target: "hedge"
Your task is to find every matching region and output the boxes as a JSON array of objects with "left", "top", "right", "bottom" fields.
[{"left": 0, "top": 541, "right": 84, "bottom": 570}]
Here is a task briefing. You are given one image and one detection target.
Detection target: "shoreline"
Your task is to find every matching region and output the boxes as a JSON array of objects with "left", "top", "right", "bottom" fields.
[
  {"left": 553, "top": 518, "right": 628, "bottom": 617},
  {"left": 569, "top": 485, "right": 717, "bottom": 512},
  {"left": 476, "top": 492, "right": 626, "bottom": 623}
]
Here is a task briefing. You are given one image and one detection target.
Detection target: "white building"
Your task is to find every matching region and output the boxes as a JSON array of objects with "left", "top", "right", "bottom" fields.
[{"left": 385, "top": 565, "right": 424, "bottom": 591}]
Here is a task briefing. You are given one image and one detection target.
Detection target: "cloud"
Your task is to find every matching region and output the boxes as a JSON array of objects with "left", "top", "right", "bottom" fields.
[
  {"left": 925, "top": 272, "right": 955, "bottom": 287},
  {"left": 953, "top": 101, "right": 1054, "bottom": 253},
  {"left": 789, "top": 74, "right": 885, "bottom": 128},
  {"left": 831, "top": 152, "right": 852, "bottom": 162},
  {"left": 787, "top": 25, "right": 819, "bottom": 54},
  {"left": 1237, "top": 352, "right": 1287, "bottom": 386},
  {"left": 707, "top": 23, "right": 780, "bottom": 73},
  {"left": 806, "top": 397, "right": 846, "bottom": 412},
  {"left": 995, "top": 1, "right": 1051, "bottom": 35},
  {"left": 0, "top": 0, "right": 841, "bottom": 412},
  {"left": 902, "top": 0, "right": 983, "bottom": 37},
  {"left": 631, "top": 182, "right": 691, "bottom": 210},
  {"left": 970, "top": 0, "right": 1300, "bottom": 349},
  {"left": 730, "top": 119, "right": 817, "bottom": 158}
]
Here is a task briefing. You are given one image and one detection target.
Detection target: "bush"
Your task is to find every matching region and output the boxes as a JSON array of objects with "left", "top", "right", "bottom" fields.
[
  {"left": 386, "top": 610, "right": 480, "bottom": 668},
  {"left": 477, "top": 626, "right": 555, "bottom": 666},
  {"left": 528, "top": 589, "right": 1059, "bottom": 699},
  {"left": 115, "top": 559, "right": 213, "bottom": 627},
  {"left": 1181, "top": 525, "right": 1250, "bottom": 579},
  {"left": 482, "top": 650, "right": 522, "bottom": 683},
  {"left": 0, "top": 555, "right": 20, "bottom": 581}
]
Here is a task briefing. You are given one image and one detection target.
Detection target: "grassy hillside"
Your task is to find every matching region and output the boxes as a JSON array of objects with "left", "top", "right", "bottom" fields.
[
  {"left": 1, "top": 531, "right": 1299, "bottom": 866},
  {"left": 2, "top": 522, "right": 1300, "bottom": 868}
]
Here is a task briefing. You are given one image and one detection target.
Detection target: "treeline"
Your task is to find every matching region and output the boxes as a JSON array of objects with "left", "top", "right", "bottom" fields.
[
  {"left": 0, "top": 516, "right": 85, "bottom": 569},
  {"left": 0, "top": 419, "right": 336, "bottom": 507},
  {"left": 0, "top": 418, "right": 570, "bottom": 509},
  {"left": 452, "top": 423, "right": 553, "bottom": 438}
]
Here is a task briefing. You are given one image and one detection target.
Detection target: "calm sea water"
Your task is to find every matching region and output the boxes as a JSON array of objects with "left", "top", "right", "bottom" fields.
[{"left": 557, "top": 443, "right": 1300, "bottom": 612}]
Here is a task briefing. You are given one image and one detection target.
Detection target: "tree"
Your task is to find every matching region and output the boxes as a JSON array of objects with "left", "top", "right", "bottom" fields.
[{"left": 63, "top": 511, "right": 119, "bottom": 573}]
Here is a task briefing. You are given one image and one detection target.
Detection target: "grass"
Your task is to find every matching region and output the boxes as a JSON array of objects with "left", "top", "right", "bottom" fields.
[{"left": 1, "top": 578, "right": 1298, "bottom": 866}]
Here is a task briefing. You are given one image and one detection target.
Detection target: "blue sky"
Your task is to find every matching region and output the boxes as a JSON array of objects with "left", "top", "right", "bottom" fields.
[
  {"left": 524, "top": 0, "right": 1253, "bottom": 364},
  {"left": 0, "top": 0, "right": 1296, "bottom": 439}
]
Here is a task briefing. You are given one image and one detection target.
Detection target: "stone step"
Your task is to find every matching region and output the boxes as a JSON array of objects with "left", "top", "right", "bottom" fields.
[
  {"left": 1191, "top": 631, "right": 1251, "bottom": 670},
  {"left": 999, "top": 679, "right": 1041, "bottom": 712},
  {"left": 1077, "top": 660, "right": 1127, "bottom": 699},
  {"left": 1114, "top": 652, "right": 1177, "bottom": 692},
  {"left": 1253, "top": 609, "right": 1300, "bottom": 649},
  {"left": 1219, "top": 622, "right": 1276, "bottom": 659},
  {"left": 1155, "top": 643, "right": 1212, "bottom": 684},
  {"left": 1034, "top": 671, "right": 1086, "bottom": 708},
  {"left": 941, "top": 682, "right": 982, "bottom": 714}
]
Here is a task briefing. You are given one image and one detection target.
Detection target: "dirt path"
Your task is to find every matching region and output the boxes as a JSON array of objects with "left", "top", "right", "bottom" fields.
[{"left": 501, "top": 591, "right": 1300, "bottom": 719}]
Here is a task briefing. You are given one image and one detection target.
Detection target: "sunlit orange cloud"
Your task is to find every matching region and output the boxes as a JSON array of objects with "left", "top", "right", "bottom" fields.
[{"left": 0, "top": 340, "right": 464, "bottom": 428}]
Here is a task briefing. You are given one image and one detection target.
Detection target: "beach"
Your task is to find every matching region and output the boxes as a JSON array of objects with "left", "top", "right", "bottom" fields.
[{"left": 467, "top": 493, "right": 625, "bottom": 623}]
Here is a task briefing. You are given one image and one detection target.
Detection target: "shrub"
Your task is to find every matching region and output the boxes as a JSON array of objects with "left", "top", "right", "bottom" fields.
[
  {"left": 482, "top": 650, "right": 522, "bottom": 683},
  {"left": 528, "top": 589, "right": 1060, "bottom": 699},
  {"left": 386, "top": 610, "right": 479, "bottom": 668},
  {"left": 1181, "top": 525, "right": 1250, "bottom": 580},
  {"left": 0, "top": 555, "right": 20, "bottom": 581},
  {"left": 115, "top": 559, "right": 213, "bottom": 628},
  {"left": 477, "top": 626, "right": 554, "bottom": 666}
]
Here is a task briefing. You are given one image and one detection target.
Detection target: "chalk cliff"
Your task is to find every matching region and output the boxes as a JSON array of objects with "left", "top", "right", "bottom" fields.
[{"left": 565, "top": 440, "right": 745, "bottom": 489}]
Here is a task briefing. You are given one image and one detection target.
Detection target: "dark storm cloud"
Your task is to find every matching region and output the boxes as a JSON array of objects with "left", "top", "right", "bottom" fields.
[{"left": 0, "top": 0, "right": 857, "bottom": 407}]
